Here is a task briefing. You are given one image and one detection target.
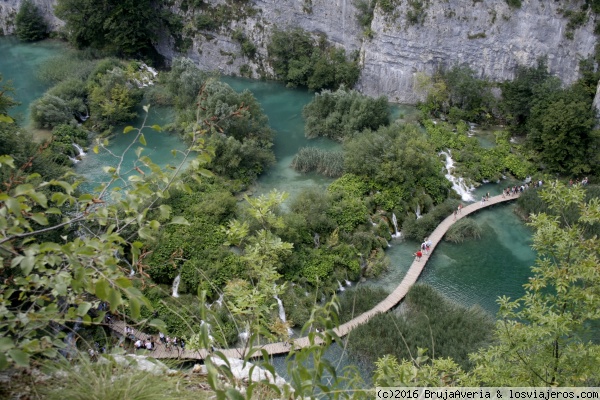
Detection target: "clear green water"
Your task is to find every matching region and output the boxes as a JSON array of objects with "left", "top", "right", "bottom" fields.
[
  {"left": 74, "top": 106, "right": 187, "bottom": 194},
  {"left": 221, "top": 76, "right": 339, "bottom": 201},
  {"left": 0, "top": 36, "right": 67, "bottom": 124}
]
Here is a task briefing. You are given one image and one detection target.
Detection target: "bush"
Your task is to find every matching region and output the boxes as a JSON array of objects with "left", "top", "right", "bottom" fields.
[
  {"left": 267, "top": 28, "right": 360, "bottom": 90},
  {"left": 15, "top": 0, "right": 48, "bottom": 41},
  {"left": 30, "top": 94, "right": 76, "bottom": 129},
  {"left": 303, "top": 87, "right": 390, "bottom": 141}
]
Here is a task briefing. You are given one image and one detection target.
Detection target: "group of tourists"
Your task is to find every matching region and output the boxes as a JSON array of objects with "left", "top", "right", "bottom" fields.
[
  {"left": 159, "top": 332, "right": 185, "bottom": 351},
  {"left": 414, "top": 237, "right": 432, "bottom": 261},
  {"left": 569, "top": 177, "right": 589, "bottom": 186},
  {"left": 134, "top": 337, "right": 155, "bottom": 351}
]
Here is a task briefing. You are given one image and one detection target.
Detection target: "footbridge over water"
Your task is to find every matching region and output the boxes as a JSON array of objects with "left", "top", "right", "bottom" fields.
[{"left": 110, "top": 193, "right": 520, "bottom": 360}]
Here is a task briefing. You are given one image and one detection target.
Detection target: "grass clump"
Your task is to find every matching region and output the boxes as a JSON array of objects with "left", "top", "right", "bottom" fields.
[
  {"left": 291, "top": 147, "right": 345, "bottom": 177},
  {"left": 39, "top": 355, "right": 208, "bottom": 400},
  {"left": 347, "top": 284, "right": 495, "bottom": 372},
  {"left": 337, "top": 286, "right": 389, "bottom": 324},
  {"left": 445, "top": 217, "right": 482, "bottom": 243}
]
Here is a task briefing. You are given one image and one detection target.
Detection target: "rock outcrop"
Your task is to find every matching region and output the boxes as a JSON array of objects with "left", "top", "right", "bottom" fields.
[
  {"left": 2, "top": 0, "right": 597, "bottom": 103},
  {"left": 0, "top": 0, "right": 62, "bottom": 36}
]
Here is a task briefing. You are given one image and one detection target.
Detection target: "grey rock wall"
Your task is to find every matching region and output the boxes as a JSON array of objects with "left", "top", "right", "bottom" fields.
[
  {"left": 0, "top": 0, "right": 62, "bottom": 35},
  {"left": 1, "top": 0, "right": 597, "bottom": 104},
  {"left": 358, "top": 1, "right": 597, "bottom": 103}
]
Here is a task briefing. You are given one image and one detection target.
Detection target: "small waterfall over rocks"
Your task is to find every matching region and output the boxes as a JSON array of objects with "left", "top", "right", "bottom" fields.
[
  {"left": 415, "top": 204, "right": 422, "bottom": 219},
  {"left": 274, "top": 295, "right": 294, "bottom": 336},
  {"left": 172, "top": 274, "right": 181, "bottom": 298},
  {"left": 439, "top": 150, "right": 475, "bottom": 202},
  {"left": 391, "top": 213, "right": 401, "bottom": 238},
  {"left": 337, "top": 280, "right": 345, "bottom": 292},
  {"left": 72, "top": 143, "right": 86, "bottom": 158}
]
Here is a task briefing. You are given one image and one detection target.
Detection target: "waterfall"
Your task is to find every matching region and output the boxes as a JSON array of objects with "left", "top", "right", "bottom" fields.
[
  {"left": 172, "top": 274, "right": 181, "bottom": 297},
  {"left": 345, "top": 279, "right": 352, "bottom": 287},
  {"left": 72, "top": 143, "right": 86, "bottom": 157},
  {"left": 439, "top": 150, "right": 475, "bottom": 202},
  {"left": 68, "top": 156, "right": 79, "bottom": 164},
  {"left": 215, "top": 293, "right": 224, "bottom": 307},
  {"left": 391, "top": 213, "right": 401, "bottom": 238},
  {"left": 337, "top": 280, "right": 345, "bottom": 292},
  {"left": 274, "top": 295, "right": 294, "bottom": 336},
  {"left": 415, "top": 204, "right": 422, "bottom": 219},
  {"left": 239, "top": 330, "right": 249, "bottom": 343}
]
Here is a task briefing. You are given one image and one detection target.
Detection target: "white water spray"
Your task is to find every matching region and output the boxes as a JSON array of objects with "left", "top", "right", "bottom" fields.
[
  {"left": 391, "top": 213, "right": 401, "bottom": 238},
  {"left": 274, "top": 295, "right": 294, "bottom": 336},
  {"left": 439, "top": 150, "right": 475, "bottom": 202},
  {"left": 337, "top": 280, "right": 345, "bottom": 292},
  {"left": 72, "top": 143, "right": 86, "bottom": 157},
  {"left": 172, "top": 274, "right": 181, "bottom": 297}
]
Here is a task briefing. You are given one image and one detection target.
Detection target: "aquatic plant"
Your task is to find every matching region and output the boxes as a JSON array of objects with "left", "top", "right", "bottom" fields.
[
  {"left": 445, "top": 217, "right": 482, "bottom": 243},
  {"left": 290, "top": 146, "right": 344, "bottom": 177}
]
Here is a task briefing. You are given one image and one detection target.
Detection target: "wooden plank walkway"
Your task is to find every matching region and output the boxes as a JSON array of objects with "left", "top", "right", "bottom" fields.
[{"left": 110, "top": 192, "right": 520, "bottom": 360}]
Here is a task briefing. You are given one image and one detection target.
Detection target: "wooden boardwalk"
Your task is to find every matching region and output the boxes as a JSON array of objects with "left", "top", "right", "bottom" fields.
[{"left": 110, "top": 192, "right": 520, "bottom": 360}]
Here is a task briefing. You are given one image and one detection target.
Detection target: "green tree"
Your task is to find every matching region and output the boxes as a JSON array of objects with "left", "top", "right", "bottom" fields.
[
  {"left": 303, "top": 87, "right": 390, "bottom": 141},
  {"left": 15, "top": 0, "right": 48, "bottom": 42},
  {"left": 55, "top": 0, "right": 161, "bottom": 56},
  {"left": 527, "top": 84, "right": 599, "bottom": 175},
  {"left": 0, "top": 108, "right": 212, "bottom": 369}
]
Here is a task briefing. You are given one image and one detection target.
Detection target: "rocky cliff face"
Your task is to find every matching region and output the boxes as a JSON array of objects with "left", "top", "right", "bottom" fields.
[
  {"left": 2, "top": 0, "right": 597, "bottom": 104},
  {"left": 0, "top": 0, "right": 62, "bottom": 35},
  {"left": 358, "top": 1, "right": 597, "bottom": 103}
]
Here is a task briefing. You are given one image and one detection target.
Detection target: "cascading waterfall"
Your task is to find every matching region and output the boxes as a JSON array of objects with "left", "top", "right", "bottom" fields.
[
  {"left": 415, "top": 204, "right": 422, "bottom": 219},
  {"left": 439, "top": 150, "right": 475, "bottom": 202},
  {"left": 345, "top": 279, "right": 352, "bottom": 287},
  {"left": 337, "top": 280, "right": 345, "bottom": 292},
  {"left": 391, "top": 213, "right": 401, "bottom": 238},
  {"left": 72, "top": 143, "right": 86, "bottom": 158},
  {"left": 68, "top": 156, "right": 79, "bottom": 164},
  {"left": 172, "top": 274, "right": 181, "bottom": 297},
  {"left": 274, "top": 295, "right": 294, "bottom": 336}
]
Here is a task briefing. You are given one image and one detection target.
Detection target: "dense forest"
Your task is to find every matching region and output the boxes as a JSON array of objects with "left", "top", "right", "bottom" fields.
[{"left": 1, "top": 0, "right": 600, "bottom": 398}]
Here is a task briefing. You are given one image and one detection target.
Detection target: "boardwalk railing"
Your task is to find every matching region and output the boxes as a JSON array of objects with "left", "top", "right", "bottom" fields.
[{"left": 110, "top": 193, "right": 520, "bottom": 360}]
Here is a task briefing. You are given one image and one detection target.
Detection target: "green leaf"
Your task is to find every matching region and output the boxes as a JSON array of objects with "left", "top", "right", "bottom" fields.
[
  {"left": 108, "top": 288, "right": 122, "bottom": 311},
  {"left": 123, "top": 126, "right": 135, "bottom": 134},
  {"left": 0, "top": 337, "right": 15, "bottom": 352},
  {"left": 76, "top": 302, "right": 92, "bottom": 317},
  {"left": 151, "top": 124, "right": 162, "bottom": 132},
  {"left": 139, "top": 134, "right": 147, "bottom": 146},
  {"left": 199, "top": 168, "right": 214, "bottom": 178},
  {"left": 0, "top": 114, "right": 14, "bottom": 123},
  {"left": 148, "top": 319, "right": 166, "bottom": 332},
  {"left": 8, "top": 349, "right": 29, "bottom": 367},
  {"left": 0, "top": 155, "right": 15, "bottom": 168},
  {"left": 115, "top": 276, "right": 132, "bottom": 289},
  {"left": 0, "top": 352, "right": 8, "bottom": 371},
  {"left": 95, "top": 279, "right": 109, "bottom": 301},
  {"left": 30, "top": 213, "right": 49, "bottom": 226},
  {"left": 169, "top": 216, "right": 190, "bottom": 226},
  {"left": 93, "top": 145, "right": 99, "bottom": 154},
  {"left": 129, "top": 297, "right": 141, "bottom": 319}
]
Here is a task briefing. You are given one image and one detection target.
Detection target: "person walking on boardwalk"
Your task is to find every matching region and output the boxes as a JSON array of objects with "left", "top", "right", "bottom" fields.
[{"left": 414, "top": 249, "right": 422, "bottom": 261}]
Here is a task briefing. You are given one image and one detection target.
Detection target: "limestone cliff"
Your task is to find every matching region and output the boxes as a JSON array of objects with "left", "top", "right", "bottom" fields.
[
  {"left": 2, "top": 0, "right": 597, "bottom": 104},
  {"left": 0, "top": 0, "right": 62, "bottom": 36}
]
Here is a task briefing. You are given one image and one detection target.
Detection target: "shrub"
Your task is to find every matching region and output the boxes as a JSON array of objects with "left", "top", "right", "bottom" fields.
[
  {"left": 15, "top": 0, "right": 48, "bottom": 41},
  {"left": 303, "top": 87, "right": 390, "bottom": 141}
]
